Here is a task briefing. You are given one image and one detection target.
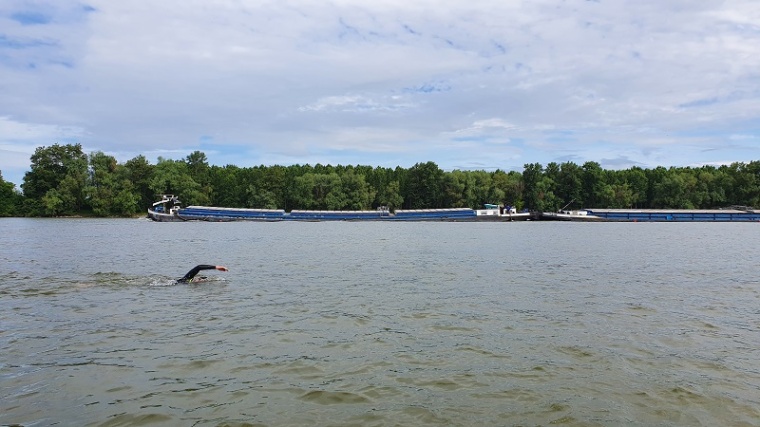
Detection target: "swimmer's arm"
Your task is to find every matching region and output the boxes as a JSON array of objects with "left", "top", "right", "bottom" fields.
[{"left": 179, "top": 264, "right": 227, "bottom": 282}]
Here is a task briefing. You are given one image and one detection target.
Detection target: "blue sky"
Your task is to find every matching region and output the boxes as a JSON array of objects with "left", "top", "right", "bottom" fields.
[{"left": 1, "top": 0, "right": 760, "bottom": 187}]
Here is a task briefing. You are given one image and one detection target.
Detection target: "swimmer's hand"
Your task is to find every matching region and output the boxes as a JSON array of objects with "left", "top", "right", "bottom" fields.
[{"left": 216, "top": 266, "right": 229, "bottom": 272}]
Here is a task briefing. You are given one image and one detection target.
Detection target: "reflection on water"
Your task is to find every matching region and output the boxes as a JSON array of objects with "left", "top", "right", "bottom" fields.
[{"left": 1, "top": 219, "right": 759, "bottom": 426}]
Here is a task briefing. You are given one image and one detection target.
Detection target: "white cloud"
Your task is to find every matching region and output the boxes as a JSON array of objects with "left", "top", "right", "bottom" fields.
[
  {"left": 0, "top": 0, "right": 759, "bottom": 185},
  {"left": 0, "top": 115, "right": 83, "bottom": 140},
  {"left": 298, "top": 94, "right": 416, "bottom": 113},
  {"left": 0, "top": 116, "right": 87, "bottom": 185}
]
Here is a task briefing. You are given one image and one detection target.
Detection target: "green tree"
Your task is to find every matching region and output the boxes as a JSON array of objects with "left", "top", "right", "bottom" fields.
[
  {"left": 368, "top": 166, "right": 403, "bottom": 209},
  {"left": 694, "top": 166, "right": 725, "bottom": 208},
  {"left": 471, "top": 170, "right": 496, "bottom": 208},
  {"left": 208, "top": 165, "right": 243, "bottom": 207},
  {"left": 652, "top": 170, "right": 693, "bottom": 209},
  {"left": 262, "top": 165, "right": 288, "bottom": 209},
  {"left": 493, "top": 170, "right": 524, "bottom": 210},
  {"left": 581, "top": 161, "right": 605, "bottom": 208},
  {"left": 149, "top": 158, "right": 205, "bottom": 206},
  {"left": 603, "top": 183, "right": 635, "bottom": 208},
  {"left": 537, "top": 177, "right": 560, "bottom": 211},
  {"left": 556, "top": 162, "right": 583, "bottom": 207},
  {"left": 644, "top": 166, "right": 668, "bottom": 207},
  {"left": 522, "top": 163, "right": 543, "bottom": 210},
  {"left": 341, "top": 170, "right": 373, "bottom": 210},
  {"left": 0, "top": 171, "right": 22, "bottom": 216},
  {"left": 442, "top": 170, "right": 471, "bottom": 208},
  {"left": 124, "top": 155, "right": 155, "bottom": 211},
  {"left": 86, "top": 151, "right": 119, "bottom": 216},
  {"left": 544, "top": 162, "right": 560, "bottom": 189},
  {"left": 86, "top": 151, "right": 140, "bottom": 216},
  {"left": 291, "top": 172, "right": 345, "bottom": 210},
  {"left": 725, "top": 161, "right": 760, "bottom": 207},
  {"left": 405, "top": 161, "right": 444, "bottom": 208},
  {"left": 321, "top": 174, "right": 347, "bottom": 210},
  {"left": 243, "top": 166, "right": 282, "bottom": 210},
  {"left": 621, "top": 167, "right": 648, "bottom": 208},
  {"left": 186, "top": 151, "right": 212, "bottom": 203},
  {"left": 22, "top": 143, "right": 88, "bottom": 216},
  {"left": 246, "top": 183, "right": 280, "bottom": 209},
  {"left": 376, "top": 180, "right": 403, "bottom": 211}
]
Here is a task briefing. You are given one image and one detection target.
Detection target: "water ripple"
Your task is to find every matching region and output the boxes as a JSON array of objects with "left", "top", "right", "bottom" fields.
[{"left": 1, "top": 220, "right": 760, "bottom": 426}]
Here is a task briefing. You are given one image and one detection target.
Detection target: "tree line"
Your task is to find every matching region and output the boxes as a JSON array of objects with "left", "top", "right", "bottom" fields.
[{"left": 0, "top": 143, "right": 758, "bottom": 217}]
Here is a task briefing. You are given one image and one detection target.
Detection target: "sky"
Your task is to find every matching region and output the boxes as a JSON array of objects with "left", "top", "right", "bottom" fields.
[{"left": 1, "top": 0, "right": 760, "bottom": 188}]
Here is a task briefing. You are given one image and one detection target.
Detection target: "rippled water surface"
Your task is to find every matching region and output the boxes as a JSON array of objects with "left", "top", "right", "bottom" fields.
[{"left": 1, "top": 218, "right": 759, "bottom": 426}]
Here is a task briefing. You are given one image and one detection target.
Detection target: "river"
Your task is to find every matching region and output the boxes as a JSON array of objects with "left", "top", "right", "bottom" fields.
[{"left": 1, "top": 218, "right": 758, "bottom": 426}]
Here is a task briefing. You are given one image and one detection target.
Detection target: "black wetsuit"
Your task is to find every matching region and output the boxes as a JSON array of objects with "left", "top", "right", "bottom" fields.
[{"left": 177, "top": 265, "right": 217, "bottom": 283}]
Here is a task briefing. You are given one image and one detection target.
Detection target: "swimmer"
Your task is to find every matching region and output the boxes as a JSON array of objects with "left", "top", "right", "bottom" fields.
[{"left": 177, "top": 265, "right": 228, "bottom": 283}]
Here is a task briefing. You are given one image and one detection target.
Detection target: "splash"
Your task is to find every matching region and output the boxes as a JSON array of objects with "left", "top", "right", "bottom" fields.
[{"left": 148, "top": 278, "right": 178, "bottom": 287}]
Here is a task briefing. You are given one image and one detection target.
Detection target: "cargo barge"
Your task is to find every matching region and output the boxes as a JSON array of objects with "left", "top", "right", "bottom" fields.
[
  {"left": 147, "top": 195, "right": 530, "bottom": 222},
  {"left": 584, "top": 208, "right": 760, "bottom": 222},
  {"left": 539, "top": 208, "right": 760, "bottom": 222}
]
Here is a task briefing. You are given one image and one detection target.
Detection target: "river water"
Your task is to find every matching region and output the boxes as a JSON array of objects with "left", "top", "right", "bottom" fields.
[{"left": 1, "top": 218, "right": 758, "bottom": 426}]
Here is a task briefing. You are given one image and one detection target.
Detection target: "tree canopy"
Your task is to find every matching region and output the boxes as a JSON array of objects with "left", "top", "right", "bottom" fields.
[
  {"left": 0, "top": 170, "right": 23, "bottom": 217},
  {"left": 1, "top": 143, "right": 759, "bottom": 217}
]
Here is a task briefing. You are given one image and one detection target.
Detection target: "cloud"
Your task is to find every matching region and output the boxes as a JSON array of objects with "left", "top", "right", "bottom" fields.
[
  {"left": 0, "top": 0, "right": 759, "bottom": 187},
  {"left": 298, "top": 94, "right": 416, "bottom": 113},
  {"left": 0, "top": 115, "right": 88, "bottom": 185},
  {"left": 0, "top": 115, "right": 84, "bottom": 139}
]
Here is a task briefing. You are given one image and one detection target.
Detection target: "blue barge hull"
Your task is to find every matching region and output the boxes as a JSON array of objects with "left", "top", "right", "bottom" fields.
[
  {"left": 148, "top": 196, "right": 488, "bottom": 222},
  {"left": 585, "top": 209, "right": 760, "bottom": 222},
  {"left": 148, "top": 204, "right": 479, "bottom": 222}
]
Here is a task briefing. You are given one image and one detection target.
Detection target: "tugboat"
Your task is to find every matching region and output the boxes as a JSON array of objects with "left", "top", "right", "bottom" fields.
[
  {"left": 147, "top": 195, "right": 185, "bottom": 222},
  {"left": 474, "top": 204, "right": 532, "bottom": 221}
]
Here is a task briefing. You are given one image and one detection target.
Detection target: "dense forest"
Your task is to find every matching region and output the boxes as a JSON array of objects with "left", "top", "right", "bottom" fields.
[{"left": 1, "top": 143, "right": 759, "bottom": 217}]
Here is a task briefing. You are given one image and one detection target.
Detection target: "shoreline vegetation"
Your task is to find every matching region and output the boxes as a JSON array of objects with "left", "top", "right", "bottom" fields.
[{"left": 1, "top": 143, "right": 758, "bottom": 218}]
